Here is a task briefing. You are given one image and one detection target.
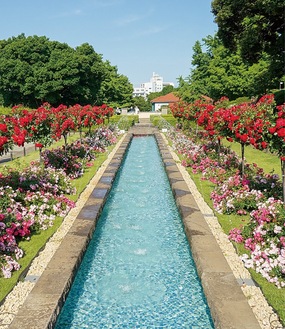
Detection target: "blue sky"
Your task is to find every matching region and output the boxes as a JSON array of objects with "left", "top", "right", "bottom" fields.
[{"left": 0, "top": 0, "right": 217, "bottom": 87}]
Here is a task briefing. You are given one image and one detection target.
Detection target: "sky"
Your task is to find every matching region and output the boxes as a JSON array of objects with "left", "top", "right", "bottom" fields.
[{"left": 0, "top": 0, "right": 217, "bottom": 87}]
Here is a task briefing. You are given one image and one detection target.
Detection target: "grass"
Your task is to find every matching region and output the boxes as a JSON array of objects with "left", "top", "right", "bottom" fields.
[{"left": 223, "top": 140, "right": 282, "bottom": 176}]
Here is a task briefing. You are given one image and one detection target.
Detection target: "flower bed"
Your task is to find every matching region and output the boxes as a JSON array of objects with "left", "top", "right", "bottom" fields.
[
  {"left": 164, "top": 122, "right": 285, "bottom": 288},
  {"left": 0, "top": 126, "right": 118, "bottom": 278}
]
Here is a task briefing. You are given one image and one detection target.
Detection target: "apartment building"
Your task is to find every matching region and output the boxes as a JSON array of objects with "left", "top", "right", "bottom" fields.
[{"left": 133, "top": 72, "right": 174, "bottom": 98}]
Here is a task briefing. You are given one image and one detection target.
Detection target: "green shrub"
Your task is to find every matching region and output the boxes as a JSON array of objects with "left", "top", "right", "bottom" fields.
[
  {"left": 0, "top": 106, "right": 13, "bottom": 115},
  {"left": 161, "top": 115, "right": 177, "bottom": 126},
  {"left": 273, "top": 89, "right": 285, "bottom": 105},
  {"left": 110, "top": 115, "right": 138, "bottom": 131}
]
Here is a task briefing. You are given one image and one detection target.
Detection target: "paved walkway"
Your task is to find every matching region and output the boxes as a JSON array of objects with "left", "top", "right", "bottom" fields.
[{"left": 0, "top": 143, "right": 36, "bottom": 164}]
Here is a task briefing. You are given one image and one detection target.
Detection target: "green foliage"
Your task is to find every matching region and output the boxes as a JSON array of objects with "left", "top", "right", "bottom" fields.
[
  {"left": 0, "top": 35, "right": 133, "bottom": 108},
  {"left": 132, "top": 96, "right": 151, "bottom": 112},
  {"left": 150, "top": 114, "right": 177, "bottom": 128},
  {"left": 178, "top": 34, "right": 278, "bottom": 102},
  {"left": 273, "top": 89, "right": 285, "bottom": 106},
  {"left": 161, "top": 114, "right": 177, "bottom": 126},
  {"left": 0, "top": 106, "right": 12, "bottom": 115},
  {"left": 109, "top": 115, "right": 138, "bottom": 130},
  {"left": 98, "top": 63, "right": 133, "bottom": 108},
  {"left": 211, "top": 0, "right": 285, "bottom": 68}
]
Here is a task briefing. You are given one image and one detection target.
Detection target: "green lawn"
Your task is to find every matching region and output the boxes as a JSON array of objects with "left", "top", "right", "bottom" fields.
[{"left": 223, "top": 139, "right": 282, "bottom": 176}]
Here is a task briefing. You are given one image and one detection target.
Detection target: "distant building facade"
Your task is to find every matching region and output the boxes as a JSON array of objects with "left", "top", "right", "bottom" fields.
[
  {"left": 150, "top": 92, "right": 180, "bottom": 112},
  {"left": 133, "top": 72, "right": 174, "bottom": 98}
]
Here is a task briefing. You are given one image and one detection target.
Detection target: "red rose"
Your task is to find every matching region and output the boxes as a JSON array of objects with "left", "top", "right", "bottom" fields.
[
  {"left": 268, "top": 127, "right": 276, "bottom": 134},
  {"left": 277, "top": 128, "right": 285, "bottom": 137}
]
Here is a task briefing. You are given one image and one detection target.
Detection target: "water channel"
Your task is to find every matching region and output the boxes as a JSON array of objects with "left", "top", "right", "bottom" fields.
[{"left": 55, "top": 135, "right": 214, "bottom": 328}]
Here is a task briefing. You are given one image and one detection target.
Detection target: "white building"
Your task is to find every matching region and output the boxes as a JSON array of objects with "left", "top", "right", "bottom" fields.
[{"left": 133, "top": 72, "right": 174, "bottom": 98}]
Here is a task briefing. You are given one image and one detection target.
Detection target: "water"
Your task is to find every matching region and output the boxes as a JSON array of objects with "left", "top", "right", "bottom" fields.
[{"left": 55, "top": 136, "right": 214, "bottom": 328}]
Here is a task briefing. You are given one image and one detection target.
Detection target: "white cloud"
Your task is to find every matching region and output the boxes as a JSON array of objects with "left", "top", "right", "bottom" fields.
[
  {"left": 115, "top": 14, "right": 143, "bottom": 26},
  {"left": 50, "top": 9, "right": 83, "bottom": 19}
]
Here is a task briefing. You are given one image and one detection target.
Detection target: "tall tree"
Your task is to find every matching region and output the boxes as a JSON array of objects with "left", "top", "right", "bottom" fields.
[
  {"left": 211, "top": 0, "right": 285, "bottom": 78},
  {"left": 98, "top": 61, "right": 133, "bottom": 108},
  {"left": 179, "top": 35, "right": 274, "bottom": 101}
]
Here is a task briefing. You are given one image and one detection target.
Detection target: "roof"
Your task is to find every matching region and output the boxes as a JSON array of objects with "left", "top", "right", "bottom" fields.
[{"left": 151, "top": 92, "right": 180, "bottom": 104}]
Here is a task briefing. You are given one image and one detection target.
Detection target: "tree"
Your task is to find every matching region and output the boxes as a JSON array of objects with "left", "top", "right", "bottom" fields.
[
  {"left": 132, "top": 96, "right": 151, "bottom": 112},
  {"left": 211, "top": 0, "right": 285, "bottom": 79},
  {"left": 98, "top": 62, "right": 133, "bottom": 108},
  {"left": 179, "top": 35, "right": 275, "bottom": 102},
  {"left": 147, "top": 85, "right": 176, "bottom": 102},
  {"left": 74, "top": 43, "right": 106, "bottom": 105},
  {"left": 0, "top": 35, "right": 132, "bottom": 107}
]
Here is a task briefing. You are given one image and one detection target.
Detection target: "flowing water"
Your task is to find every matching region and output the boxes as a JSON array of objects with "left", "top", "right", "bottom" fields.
[{"left": 55, "top": 136, "right": 214, "bottom": 328}]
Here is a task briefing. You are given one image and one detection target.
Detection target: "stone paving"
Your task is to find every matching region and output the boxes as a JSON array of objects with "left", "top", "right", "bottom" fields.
[{"left": 2, "top": 115, "right": 282, "bottom": 328}]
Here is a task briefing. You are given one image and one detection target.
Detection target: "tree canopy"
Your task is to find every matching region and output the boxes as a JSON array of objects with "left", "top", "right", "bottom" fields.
[
  {"left": 0, "top": 34, "right": 133, "bottom": 108},
  {"left": 179, "top": 34, "right": 279, "bottom": 102},
  {"left": 211, "top": 0, "right": 285, "bottom": 75},
  {"left": 178, "top": 1, "right": 284, "bottom": 103}
]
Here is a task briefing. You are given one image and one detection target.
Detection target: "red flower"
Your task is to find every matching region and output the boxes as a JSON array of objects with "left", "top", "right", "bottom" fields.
[
  {"left": 277, "top": 128, "right": 285, "bottom": 137},
  {"left": 261, "top": 141, "right": 267, "bottom": 149},
  {"left": 240, "top": 134, "right": 248, "bottom": 143},
  {"left": 268, "top": 127, "right": 276, "bottom": 134},
  {"left": 35, "top": 143, "right": 43, "bottom": 148},
  {"left": 0, "top": 123, "right": 7, "bottom": 133}
]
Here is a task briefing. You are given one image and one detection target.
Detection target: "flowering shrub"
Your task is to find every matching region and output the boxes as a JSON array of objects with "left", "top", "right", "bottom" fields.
[
  {"left": 164, "top": 122, "right": 285, "bottom": 288},
  {"left": 24, "top": 191, "right": 75, "bottom": 231},
  {"left": 229, "top": 198, "right": 285, "bottom": 288},
  {"left": 211, "top": 173, "right": 265, "bottom": 214},
  {"left": 211, "top": 162, "right": 282, "bottom": 215},
  {"left": 0, "top": 164, "right": 76, "bottom": 278},
  {"left": 245, "top": 164, "right": 283, "bottom": 200},
  {"left": 0, "top": 164, "right": 75, "bottom": 196},
  {"left": 85, "top": 126, "right": 117, "bottom": 152},
  {"left": 42, "top": 147, "right": 84, "bottom": 179}
]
